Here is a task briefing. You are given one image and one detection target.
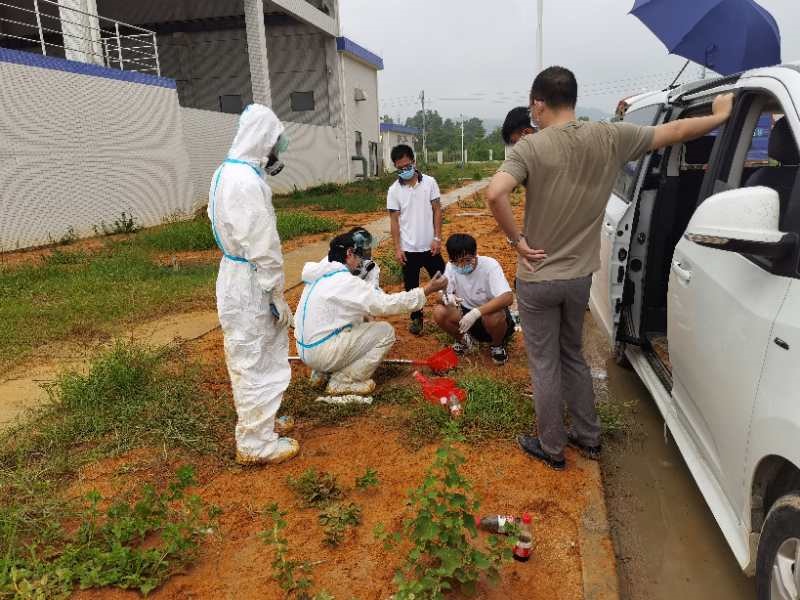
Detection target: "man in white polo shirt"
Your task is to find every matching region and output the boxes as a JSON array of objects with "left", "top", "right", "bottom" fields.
[
  {"left": 387, "top": 144, "right": 445, "bottom": 335},
  {"left": 433, "top": 233, "right": 515, "bottom": 365}
]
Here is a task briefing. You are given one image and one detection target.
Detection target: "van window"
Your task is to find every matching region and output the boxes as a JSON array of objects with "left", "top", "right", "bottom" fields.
[{"left": 613, "top": 104, "right": 662, "bottom": 202}]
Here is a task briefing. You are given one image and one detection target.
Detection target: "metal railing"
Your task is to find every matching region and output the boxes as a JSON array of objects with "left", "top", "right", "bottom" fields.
[{"left": 0, "top": 0, "right": 160, "bottom": 76}]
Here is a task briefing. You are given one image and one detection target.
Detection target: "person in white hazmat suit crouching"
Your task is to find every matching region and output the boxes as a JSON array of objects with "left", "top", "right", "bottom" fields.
[
  {"left": 295, "top": 230, "right": 448, "bottom": 397},
  {"left": 208, "top": 104, "right": 299, "bottom": 466}
]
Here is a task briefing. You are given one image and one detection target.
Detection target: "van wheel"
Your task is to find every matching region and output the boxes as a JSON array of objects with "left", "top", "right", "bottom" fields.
[
  {"left": 756, "top": 494, "right": 800, "bottom": 600},
  {"left": 613, "top": 342, "right": 632, "bottom": 369}
]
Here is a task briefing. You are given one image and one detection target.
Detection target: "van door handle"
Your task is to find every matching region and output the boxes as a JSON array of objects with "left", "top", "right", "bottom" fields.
[{"left": 671, "top": 259, "right": 692, "bottom": 283}]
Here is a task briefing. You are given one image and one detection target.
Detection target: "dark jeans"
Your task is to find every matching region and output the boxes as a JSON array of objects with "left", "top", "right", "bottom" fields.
[
  {"left": 516, "top": 275, "right": 601, "bottom": 458},
  {"left": 403, "top": 251, "right": 446, "bottom": 320}
]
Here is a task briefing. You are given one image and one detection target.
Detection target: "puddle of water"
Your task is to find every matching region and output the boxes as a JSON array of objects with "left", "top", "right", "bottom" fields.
[{"left": 602, "top": 358, "right": 756, "bottom": 600}]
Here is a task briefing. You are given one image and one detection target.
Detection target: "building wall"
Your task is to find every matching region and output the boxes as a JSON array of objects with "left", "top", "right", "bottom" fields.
[
  {"left": 341, "top": 54, "right": 379, "bottom": 177},
  {"left": 382, "top": 131, "right": 418, "bottom": 171},
  {"left": 266, "top": 19, "right": 332, "bottom": 127},
  {"left": 159, "top": 28, "right": 253, "bottom": 113},
  {"left": 181, "top": 107, "right": 347, "bottom": 202},
  {"left": 0, "top": 49, "right": 193, "bottom": 251}
]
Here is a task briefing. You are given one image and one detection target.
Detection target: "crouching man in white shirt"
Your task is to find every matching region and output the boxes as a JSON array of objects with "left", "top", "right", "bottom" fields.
[
  {"left": 294, "top": 230, "right": 448, "bottom": 397},
  {"left": 433, "top": 234, "right": 515, "bottom": 365}
]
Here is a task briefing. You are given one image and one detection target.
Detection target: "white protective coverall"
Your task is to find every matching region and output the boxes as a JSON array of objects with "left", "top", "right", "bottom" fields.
[
  {"left": 318, "top": 255, "right": 381, "bottom": 289},
  {"left": 208, "top": 104, "right": 289, "bottom": 460},
  {"left": 294, "top": 259, "right": 425, "bottom": 394}
]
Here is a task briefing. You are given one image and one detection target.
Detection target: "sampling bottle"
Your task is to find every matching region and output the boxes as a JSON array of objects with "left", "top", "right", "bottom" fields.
[
  {"left": 513, "top": 513, "right": 533, "bottom": 562},
  {"left": 478, "top": 514, "right": 518, "bottom": 535},
  {"left": 446, "top": 392, "right": 462, "bottom": 418}
]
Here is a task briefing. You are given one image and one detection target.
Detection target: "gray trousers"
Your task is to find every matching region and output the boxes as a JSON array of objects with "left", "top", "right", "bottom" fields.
[{"left": 516, "top": 275, "right": 601, "bottom": 458}]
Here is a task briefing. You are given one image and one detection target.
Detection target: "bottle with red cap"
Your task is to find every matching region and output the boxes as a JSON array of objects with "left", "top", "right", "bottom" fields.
[
  {"left": 477, "top": 514, "right": 518, "bottom": 535},
  {"left": 512, "top": 512, "right": 533, "bottom": 562}
]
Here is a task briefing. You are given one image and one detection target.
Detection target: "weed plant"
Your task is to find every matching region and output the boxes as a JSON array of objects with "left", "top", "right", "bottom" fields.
[
  {"left": 375, "top": 247, "right": 403, "bottom": 286},
  {"left": 287, "top": 469, "right": 343, "bottom": 508},
  {"left": 1, "top": 466, "right": 219, "bottom": 599},
  {"left": 276, "top": 212, "right": 339, "bottom": 240},
  {"left": 318, "top": 502, "right": 361, "bottom": 547},
  {"left": 354, "top": 468, "right": 379, "bottom": 490},
  {"left": 260, "top": 503, "right": 334, "bottom": 599},
  {"left": 375, "top": 427, "right": 512, "bottom": 598}
]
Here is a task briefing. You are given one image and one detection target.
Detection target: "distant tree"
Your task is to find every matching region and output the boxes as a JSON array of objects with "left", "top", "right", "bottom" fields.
[
  {"left": 578, "top": 116, "right": 591, "bottom": 122},
  {"left": 381, "top": 114, "right": 394, "bottom": 124}
]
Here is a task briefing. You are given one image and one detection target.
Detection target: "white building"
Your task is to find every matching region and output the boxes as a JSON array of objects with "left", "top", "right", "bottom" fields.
[
  {"left": 0, "top": 0, "right": 383, "bottom": 250},
  {"left": 380, "top": 123, "right": 420, "bottom": 171}
]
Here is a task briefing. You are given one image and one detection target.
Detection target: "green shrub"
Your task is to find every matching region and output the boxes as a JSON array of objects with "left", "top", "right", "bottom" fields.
[
  {"left": 0, "top": 466, "right": 219, "bottom": 599},
  {"left": 375, "top": 430, "right": 512, "bottom": 599},
  {"left": 287, "top": 469, "right": 343, "bottom": 508}
]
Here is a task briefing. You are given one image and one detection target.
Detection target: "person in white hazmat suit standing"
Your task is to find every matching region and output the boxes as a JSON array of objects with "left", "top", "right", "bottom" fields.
[
  {"left": 208, "top": 104, "right": 299, "bottom": 466},
  {"left": 295, "top": 230, "right": 448, "bottom": 397}
]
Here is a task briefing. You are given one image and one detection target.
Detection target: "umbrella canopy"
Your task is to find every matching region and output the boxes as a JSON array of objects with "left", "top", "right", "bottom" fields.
[{"left": 631, "top": 0, "right": 781, "bottom": 76}]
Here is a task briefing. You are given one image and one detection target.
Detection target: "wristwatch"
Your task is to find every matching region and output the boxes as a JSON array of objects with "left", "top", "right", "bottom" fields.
[
  {"left": 433, "top": 236, "right": 441, "bottom": 242},
  {"left": 507, "top": 233, "right": 525, "bottom": 247}
]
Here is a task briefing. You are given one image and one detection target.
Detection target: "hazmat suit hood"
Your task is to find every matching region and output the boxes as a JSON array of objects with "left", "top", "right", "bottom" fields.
[
  {"left": 227, "top": 104, "right": 285, "bottom": 166},
  {"left": 302, "top": 258, "right": 351, "bottom": 284}
]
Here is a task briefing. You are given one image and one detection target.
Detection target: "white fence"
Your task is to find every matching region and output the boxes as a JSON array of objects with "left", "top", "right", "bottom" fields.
[{"left": 0, "top": 0, "right": 160, "bottom": 75}]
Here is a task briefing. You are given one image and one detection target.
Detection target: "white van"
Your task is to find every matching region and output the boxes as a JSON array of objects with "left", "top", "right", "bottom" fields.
[{"left": 590, "top": 64, "right": 800, "bottom": 600}]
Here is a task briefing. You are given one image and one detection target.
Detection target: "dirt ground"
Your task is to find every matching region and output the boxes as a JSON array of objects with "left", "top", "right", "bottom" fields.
[
  {"left": 11, "top": 191, "right": 614, "bottom": 599},
  {"left": 72, "top": 197, "right": 602, "bottom": 599}
]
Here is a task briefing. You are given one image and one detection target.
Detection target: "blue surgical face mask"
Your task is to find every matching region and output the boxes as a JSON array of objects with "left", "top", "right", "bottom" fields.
[
  {"left": 398, "top": 165, "right": 416, "bottom": 181},
  {"left": 454, "top": 263, "right": 475, "bottom": 275}
]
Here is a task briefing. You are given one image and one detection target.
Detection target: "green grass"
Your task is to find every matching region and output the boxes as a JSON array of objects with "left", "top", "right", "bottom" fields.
[
  {"left": 0, "top": 343, "right": 226, "bottom": 598},
  {"left": 281, "top": 377, "right": 372, "bottom": 426},
  {"left": 140, "top": 216, "right": 216, "bottom": 252},
  {"left": 1, "top": 343, "right": 229, "bottom": 477},
  {"left": 401, "top": 374, "right": 533, "bottom": 448},
  {"left": 0, "top": 243, "right": 216, "bottom": 370},
  {"left": 276, "top": 212, "right": 338, "bottom": 240}
]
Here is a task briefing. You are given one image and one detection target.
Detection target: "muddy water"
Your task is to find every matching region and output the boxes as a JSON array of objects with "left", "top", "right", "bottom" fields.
[{"left": 599, "top": 346, "right": 756, "bottom": 599}]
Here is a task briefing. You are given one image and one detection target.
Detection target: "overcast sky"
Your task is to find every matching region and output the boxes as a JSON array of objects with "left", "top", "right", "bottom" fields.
[{"left": 339, "top": 0, "right": 800, "bottom": 124}]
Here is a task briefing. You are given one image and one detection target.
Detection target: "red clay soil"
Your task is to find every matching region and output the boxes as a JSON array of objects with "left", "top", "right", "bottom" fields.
[{"left": 69, "top": 193, "right": 596, "bottom": 599}]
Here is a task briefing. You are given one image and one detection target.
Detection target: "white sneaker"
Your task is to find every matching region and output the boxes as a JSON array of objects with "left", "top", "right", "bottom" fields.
[
  {"left": 452, "top": 333, "right": 475, "bottom": 355},
  {"left": 325, "top": 378, "right": 376, "bottom": 396},
  {"left": 275, "top": 415, "right": 295, "bottom": 435},
  {"left": 236, "top": 437, "right": 299, "bottom": 466},
  {"left": 309, "top": 370, "right": 330, "bottom": 390}
]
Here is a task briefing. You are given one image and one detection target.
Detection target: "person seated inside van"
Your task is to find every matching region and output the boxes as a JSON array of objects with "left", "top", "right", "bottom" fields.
[{"left": 433, "top": 234, "right": 515, "bottom": 365}]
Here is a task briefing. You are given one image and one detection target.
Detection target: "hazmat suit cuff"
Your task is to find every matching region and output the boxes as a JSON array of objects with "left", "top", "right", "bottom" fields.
[{"left": 412, "top": 288, "right": 426, "bottom": 311}]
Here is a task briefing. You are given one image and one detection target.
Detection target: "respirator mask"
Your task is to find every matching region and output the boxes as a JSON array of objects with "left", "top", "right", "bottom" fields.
[
  {"left": 263, "top": 134, "right": 289, "bottom": 176},
  {"left": 351, "top": 229, "right": 375, "bottom": 280}
]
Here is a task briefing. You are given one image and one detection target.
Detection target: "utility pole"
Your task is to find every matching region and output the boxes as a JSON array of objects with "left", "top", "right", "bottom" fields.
[
  {"left": 420, "top": 90, "right": 427, "bottom": 164},
  {"left": 536, "top": 0, "right": 544, "bottom": 74},
  {"left": 460, "top": 114, "right": 465, "bottom": 167}
]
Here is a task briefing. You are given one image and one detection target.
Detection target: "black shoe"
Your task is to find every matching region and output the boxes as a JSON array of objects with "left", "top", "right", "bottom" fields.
[
  {"left": 567, "top": 431, "right": 602, "bottom": 461},
  {"left": 518, "top": 435, "right": 565, "bottom": 471},
  {"left": 490, "top": 345, "right": 508, "bottom": 365},
  {"left": 409, "top": 317, "right": 423, "bottom": 336}
]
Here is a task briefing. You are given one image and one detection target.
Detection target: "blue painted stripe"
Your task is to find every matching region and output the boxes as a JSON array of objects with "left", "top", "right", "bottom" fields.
[
  {"left": 336, "top": 37, "right": 383, "bottom": 70},
  {"left": 0, "top": 47, "right": 176, "bottom": 89}
]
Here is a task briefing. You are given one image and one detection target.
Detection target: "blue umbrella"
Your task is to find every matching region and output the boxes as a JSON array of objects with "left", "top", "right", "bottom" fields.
[{"left": 630, "top": 0, "right": 781, "bottom": 75}]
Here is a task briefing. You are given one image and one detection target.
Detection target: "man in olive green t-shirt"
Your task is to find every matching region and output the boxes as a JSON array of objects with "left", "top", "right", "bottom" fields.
[{"left": 487, "top": 66, "right": 733, "bottom": 470}]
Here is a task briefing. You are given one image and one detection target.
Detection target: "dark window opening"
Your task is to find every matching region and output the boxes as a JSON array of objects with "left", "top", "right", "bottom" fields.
[
  {"left": 219, "top": 95, "right": 243, "bottom": 114},
  {"left": 291, "top": 91, "right": 315, "bottom": 112}
]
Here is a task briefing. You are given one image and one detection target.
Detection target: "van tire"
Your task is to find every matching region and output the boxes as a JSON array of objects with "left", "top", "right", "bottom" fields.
[
  {"left": 756, "top": 493, "right": 800, "bottom": 600},
  {"left": 613, "top": 342, "right": 632, "bottom": 369}
]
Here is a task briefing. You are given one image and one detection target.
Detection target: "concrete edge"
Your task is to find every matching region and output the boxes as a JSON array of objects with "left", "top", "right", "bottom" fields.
[{"left": 579, "top": 460, "right": 621, "bottom": 600}]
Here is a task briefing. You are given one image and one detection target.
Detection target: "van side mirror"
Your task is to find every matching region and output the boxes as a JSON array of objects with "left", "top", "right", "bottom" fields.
[{"left": 685, "top": 187, "right": 796, "bottom": 259}]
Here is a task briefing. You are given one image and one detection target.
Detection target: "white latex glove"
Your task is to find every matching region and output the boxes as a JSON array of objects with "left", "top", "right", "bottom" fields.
[
  {"left": 440, "top": 291, "right": 463, "bottom": 307},
  {"left": 459, "top": 307, "right": 482, "bottom": 334},
  {"left": 269, "top": 291, "right": 293, "bottom": 329}
]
